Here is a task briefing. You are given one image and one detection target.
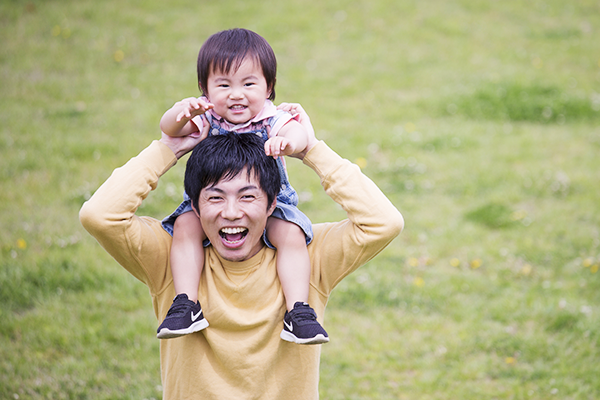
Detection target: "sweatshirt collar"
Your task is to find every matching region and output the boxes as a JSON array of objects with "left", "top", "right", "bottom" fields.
[{"left": 212, "top": 245, "right": 270, "bottom": 272}]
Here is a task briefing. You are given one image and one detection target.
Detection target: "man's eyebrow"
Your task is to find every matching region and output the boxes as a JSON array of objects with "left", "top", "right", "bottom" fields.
[
  {"left": 204, "top": 187, "right": 224, "bottom": 194},
  {"left": 204, "top": 185, "right": 260, "bottom": 194},
  {"left": 239, "top": 185, "right": 259, "bottom": 192}
]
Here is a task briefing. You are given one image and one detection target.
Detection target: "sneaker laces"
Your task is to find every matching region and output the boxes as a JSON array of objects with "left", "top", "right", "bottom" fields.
[
  {"left": 166, "top": 301, "right": 192, "bottom": 317},
  {"left": 291, "top": 308, "right": 317, "bottom": 323}
]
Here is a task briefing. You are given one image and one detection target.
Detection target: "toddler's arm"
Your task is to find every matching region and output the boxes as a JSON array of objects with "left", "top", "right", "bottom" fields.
[
  {"left": 264, "top": 119, "right": 309, "bottom": 159},
  {"left": 160, "top": 97, "right": 214, "bottom": 138}
]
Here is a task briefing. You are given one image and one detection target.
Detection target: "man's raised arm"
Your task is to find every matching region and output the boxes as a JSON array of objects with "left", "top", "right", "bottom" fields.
[
  {"left": 304, "top": 141, "right": 403, "bottom": 273},
  {"left": 79, "top": 127, "right": 206, "bottom": 287},
  {"left": 79, "top": 141, "right": 178, "bottom": 285},
  {"left": 280, "top": 103, "right": 403, "bottom": 291}
]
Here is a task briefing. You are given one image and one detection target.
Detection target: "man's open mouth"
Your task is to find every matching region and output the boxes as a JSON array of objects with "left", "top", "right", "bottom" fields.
[{"left": 219, "top": 227, "right": 248, "bottom": 243}]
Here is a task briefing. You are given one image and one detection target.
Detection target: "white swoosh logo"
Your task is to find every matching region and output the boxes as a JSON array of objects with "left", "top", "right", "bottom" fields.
[
  {"left": 191, "top": 310, "right": 203, "bottom": 322},
  {"left": 284, "top": 320, "right": 293, "bottom": 332}
]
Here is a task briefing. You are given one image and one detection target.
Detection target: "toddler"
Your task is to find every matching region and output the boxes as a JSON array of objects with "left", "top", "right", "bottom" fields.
[{"left": 157, "top": 28, "right": 328, "bottom": 345}]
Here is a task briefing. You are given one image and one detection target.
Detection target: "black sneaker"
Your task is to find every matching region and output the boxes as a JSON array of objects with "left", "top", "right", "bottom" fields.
[
  {"left": 157, "top": 294, "right": 209, "bottom": 339},
  {"left": 280, "top": 302, "right": 329, "bottom": 345}
]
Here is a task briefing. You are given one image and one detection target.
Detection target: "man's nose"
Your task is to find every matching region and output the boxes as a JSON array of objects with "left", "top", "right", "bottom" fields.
[{"left": 221, "top": 200, "right": 243, "bottom": 220}]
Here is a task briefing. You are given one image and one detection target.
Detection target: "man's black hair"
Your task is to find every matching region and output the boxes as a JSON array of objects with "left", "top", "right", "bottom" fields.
[
  {"left": 197, "top": 28, "right": 277, "bottom": 101},
  {"left": 184, "top": 133, "right": 280, "bottom": 212}
]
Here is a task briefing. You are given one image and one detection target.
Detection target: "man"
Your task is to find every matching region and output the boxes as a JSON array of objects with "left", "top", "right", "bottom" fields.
[{"left": 80, "top": 104, "right": 403, "bottom": 399}]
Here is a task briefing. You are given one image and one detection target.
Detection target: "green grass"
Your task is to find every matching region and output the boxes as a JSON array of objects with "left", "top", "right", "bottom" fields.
[{"left": 2, "top": 0, "right": 599, "bottom": 398}]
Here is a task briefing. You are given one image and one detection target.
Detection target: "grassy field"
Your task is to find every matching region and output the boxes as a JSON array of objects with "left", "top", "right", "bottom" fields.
[{"left": 1, "top": 0, "right": 599, "bottom": 398}]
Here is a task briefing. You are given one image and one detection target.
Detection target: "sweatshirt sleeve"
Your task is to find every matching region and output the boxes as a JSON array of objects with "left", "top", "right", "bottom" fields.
[
  {"left": 79, "top": 141, "right": 177, "bottom": 293},
  {"left": 302, "top": 141, "right": 404, "bottom": 294}
]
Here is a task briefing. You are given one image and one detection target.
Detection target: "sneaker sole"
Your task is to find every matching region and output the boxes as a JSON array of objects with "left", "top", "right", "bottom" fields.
[
  {"left": 280, "top": 330, "right": 330, "bottom": 345},
  {"left": 157, "top": 319, "right": 209, "bottom": 339}
]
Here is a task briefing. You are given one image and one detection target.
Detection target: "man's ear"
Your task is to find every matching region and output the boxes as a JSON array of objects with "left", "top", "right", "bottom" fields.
[
  {"left": 267, "top": 198, "right": 277, "bottom": 216},
  {"left": 192, "top": 203, "right": 201, "bottom": 218}
]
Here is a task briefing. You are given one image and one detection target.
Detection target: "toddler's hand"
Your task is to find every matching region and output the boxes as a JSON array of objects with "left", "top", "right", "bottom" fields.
[
  {"left": 160, "top": 113, "right": 210, "bottom": 159},
  {"left": 176, "top": 97, "right": 214, "bottom": 122},
  {"left": 265, "top": 136, "right": 296, "bottom": 159},
  {"left": 276, "top": 102, "right": 318, "bottom": 160}
]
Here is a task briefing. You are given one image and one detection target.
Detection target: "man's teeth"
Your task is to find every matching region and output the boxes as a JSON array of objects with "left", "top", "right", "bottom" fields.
[
  {"left": 221, "top": 227, "right": 247, "bottom": 234},
  {"left": 220, "top": 227, "right": 247, "bottom": 243}
]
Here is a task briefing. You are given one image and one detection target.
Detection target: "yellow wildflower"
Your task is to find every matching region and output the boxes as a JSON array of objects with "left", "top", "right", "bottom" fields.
[
  {"left": 413, "top": 277, "right": 425, "bottom": 287},
  {"left": 355, "top": 157, "right": 368, "bottom": 169},
  {"left": 114, "top": 50, "right": 125, "bottom": 62},
  {"left": 520, "top": 264, "right": 532, "bottom": 276},
  {"left": 510, "top": 210, "right": 527, "bottom": 221},
  {"left": 404, "top": 122, "right": 416, "bottom": 133}
]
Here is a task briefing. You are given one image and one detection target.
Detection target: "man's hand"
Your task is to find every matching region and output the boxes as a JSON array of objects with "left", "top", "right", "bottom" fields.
[
  {"left": 159, "top": 118, "right": 210, "bottom": 159},
  {"left": 276, "top": 103, "right": 318, "bottom": 160}
]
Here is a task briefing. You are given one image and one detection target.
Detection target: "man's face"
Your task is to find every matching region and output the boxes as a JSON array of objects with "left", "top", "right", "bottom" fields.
[{"left": 195, "top": 169, "right": 276, "bottom": 262}]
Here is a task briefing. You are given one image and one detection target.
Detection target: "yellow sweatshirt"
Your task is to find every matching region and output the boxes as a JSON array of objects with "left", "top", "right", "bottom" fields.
[{"left": 80, "top": 140, "right": 403, "bottom": 399}]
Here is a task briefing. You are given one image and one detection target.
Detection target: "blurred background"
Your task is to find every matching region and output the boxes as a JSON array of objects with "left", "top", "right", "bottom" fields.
[{"left": 1, "top": 0, "right": 599, "bottom": 398}]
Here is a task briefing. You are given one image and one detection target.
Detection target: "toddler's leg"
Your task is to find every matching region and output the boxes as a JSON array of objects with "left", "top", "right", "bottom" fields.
[
  {"left": 266, "top": 217, "right": 310, "bottom": 312},
  {"left": 267, "top": 217, "right": 329, "bottom": 345},
  {"left": 157, "top": 211, "right": 209, "bottom": 339},
  {"left": 171, "top": 211, "right": 205, "bottom": 302}
]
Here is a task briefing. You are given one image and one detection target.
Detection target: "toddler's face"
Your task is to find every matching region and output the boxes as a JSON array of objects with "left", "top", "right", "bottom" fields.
[{"left": 205, "top": 57, "right": 270, "bottom": 125}]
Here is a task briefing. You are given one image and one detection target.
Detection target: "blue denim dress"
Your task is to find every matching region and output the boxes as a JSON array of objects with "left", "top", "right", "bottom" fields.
[{"left": 161, "top": 111, "right": 313, "bottom": 249}]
